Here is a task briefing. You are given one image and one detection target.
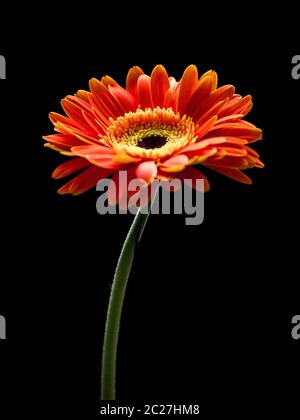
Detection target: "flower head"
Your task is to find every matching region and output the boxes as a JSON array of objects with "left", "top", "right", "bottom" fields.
[{"left": 44, "top": 65, "right": 263, "bottom": 201}]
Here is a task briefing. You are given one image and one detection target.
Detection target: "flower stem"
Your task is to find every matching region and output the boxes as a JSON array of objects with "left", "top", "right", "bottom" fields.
[{"left": 101, "top": 198, "right": 155, "bottom": 400}]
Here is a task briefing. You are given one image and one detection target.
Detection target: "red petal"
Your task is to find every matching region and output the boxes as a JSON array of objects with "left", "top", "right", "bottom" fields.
[
  {"left": 151, "top": 65, "right": 170, "bottom": 107},
  {"left": 137, "top": 75, "right": 153, "bottom": 109}
]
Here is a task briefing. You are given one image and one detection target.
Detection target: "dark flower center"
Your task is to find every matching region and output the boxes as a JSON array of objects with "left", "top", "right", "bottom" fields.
[{"left": 138, "top": 135, "right": 168, "bottom": 149}]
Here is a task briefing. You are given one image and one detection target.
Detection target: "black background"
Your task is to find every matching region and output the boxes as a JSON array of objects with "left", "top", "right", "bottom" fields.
[{"left": 1, "top": 10, "right": 299, "bottom": 418}]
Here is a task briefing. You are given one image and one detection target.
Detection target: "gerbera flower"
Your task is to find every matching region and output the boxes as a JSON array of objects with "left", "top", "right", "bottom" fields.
[{"left": 44, "top": 65, "right": 263, "bottom": 202}]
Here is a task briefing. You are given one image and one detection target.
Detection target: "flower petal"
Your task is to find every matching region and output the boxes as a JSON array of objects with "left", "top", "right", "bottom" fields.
[
  {"left": 108, "top": 85, "right": 137, "bottom": 113},
  {"left": 206, "top": 121, "right": 262, "bottom": 142},
  {"left": 185, "top": 76, "right": 213, "bottom": 117},
  {"left": 101, "top": 75, "right": 118, "bottom": 87},
  {"left": 181, "top": 137, "right": 227, "bottom": 152},
  {"left": 52, "top": 158, "right": 90, "bottom": 179},
  {"left": 196, "top": 116, "right": 218, "bottom": 139},
  {"left": 58, "top": 166, "right": 113, "bottom": 195},
  {"left": 136, "top": 161, "right": 157, "bottom": 181},
  {"left": 199, "top": 70, "right": 218, "bottom": 91},
  {"left": 89, "top": 78, "right": 124, "bottom": 119},
  {"left": 159, "top": 154, "right": 189, "bottom": 172},
  {"left": 126, "top": 66, "right": 144, "bottom": 97},
  {"left": 177, "top": 65, "right": 198, "bottom": 115},
  {"left": 43, "top": 134, "right": 83, "bottom": 150},
  {"left": 205, "top": 165, "right": 252, "bottom": 184},
  {"left": 137, "top": 75, "right": 153, "bottom": 109},
  {"left": 151, "top": 65, "right": 170, "bottom": 107},
  {"left": 193, "top": 85, "right": 235, "bottom": 124},
  {"left": 218, "top": 95, "right": 253, "bottom": 118}
]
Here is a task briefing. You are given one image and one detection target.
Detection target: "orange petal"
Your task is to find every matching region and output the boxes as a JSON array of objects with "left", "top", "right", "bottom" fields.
[
  {"left": 76, "top": 90, "right": 91, "bottom": 102},
  {"left": 218, "top": 95, "right": 253, "bottom": 118},
  {"left": 196, "top": 116, "right": 218, "bottom": 139},
  {"left": 177, "top": 65, "right": 198, "bottom": 115},
  {"left": 181, "top": 137, "right": 227, "bottom": 152},
  {"left": 58, "top": 166, "right": 113, "bottom": 195},
  {"left": 61, "top": 98, "right": 93, "bottom": 133},
  {"left": 66, "top": 94, "right": 93, "bottom": 114},
  {"left": 199, "top": 70, "right": 218, "bottom": 91},
  {"left": 185, "top": 76, "right": 213, "bottom": 117},
  {"left": 71, "top": 144, "right": 113, "bottom": 157},
  {"left": 207, "top": 121, "right": 262, "bottom": 142},
  {"left": 89, "top": 78, "right": 123, "bottom": 119},
  {"left": 126, "top": 66, "right": 144, "bottom": 97},
  {"left": 216, "top": 146, "right": 248, "bottom": 157},
  {"left": 215, "top": 114, "right": 244, "bottom": 124},
  {"left": 137, "top": 75, "right": 153, "bottom": 109},
  {"left": 71, "top": 145, "right": 121, "bottom": 169},
  {"left": 101, "top": 75, "right": 118, "bottom": 87},
  {"left": 205, "top": 155, "right": 250, "bottom": 169},
  {"left": 43, "top": 134, "right": 83, "bottom": 149},
  {"left": 195, "top": 99, "right": 229, "bottom": 127},
  {"left": 163, "top": 88, "right": 176, "bottom": 110},
  {"left": 151, "top": 65, "right": 170, "bottom": 107},
  {"left": 108, "top": 85, "right": 137, "bottom": 113},
  {"left": 52, "top": 158, "right": 90, "bottom": 179},
  {"left": 185, "top": 148, "right": 218, "bottom": 163},
  {"left": 205, "top": 165, "right": 252, "bottom": 184},
  {"left": 82, "top": 110, "right": 106, "bottom": 135},
  {"left": 112, "top": 154, "right": 141, "bottom": 165},
  {"left": 193, "top": 85, "right": 235, "bottom": 124}
]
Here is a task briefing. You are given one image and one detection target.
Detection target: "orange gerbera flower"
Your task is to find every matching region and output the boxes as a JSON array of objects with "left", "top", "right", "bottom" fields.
[{"left": 44, "top": 65, "right": 263, "bottom": 201}]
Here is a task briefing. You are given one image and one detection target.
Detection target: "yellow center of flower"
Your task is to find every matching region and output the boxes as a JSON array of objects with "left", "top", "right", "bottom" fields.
[{"left": 100, "top": 107, "right": 197, "bottom": 160}]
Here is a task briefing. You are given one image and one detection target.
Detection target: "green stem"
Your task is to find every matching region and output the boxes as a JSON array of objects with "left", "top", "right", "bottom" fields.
[{"left": 101, "top": 196, "right": 156, "bottom": 400}]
